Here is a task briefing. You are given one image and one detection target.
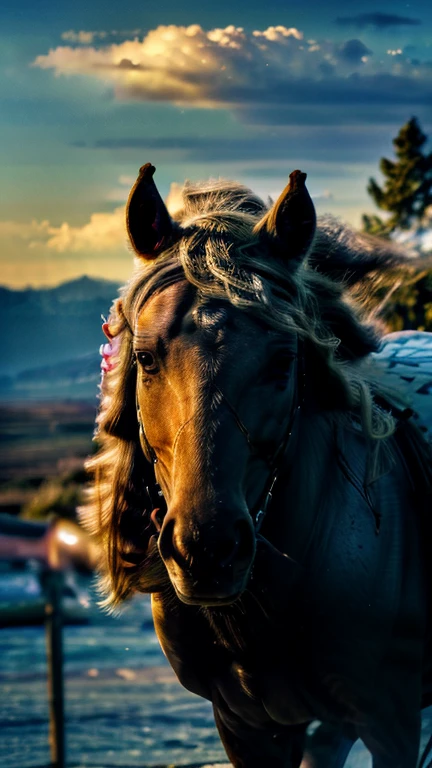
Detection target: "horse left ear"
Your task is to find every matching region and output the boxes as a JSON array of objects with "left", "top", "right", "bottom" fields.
[
  {"left": 126, "top": 163, "right": 176, "bottom": 260},
  {"left": 254, "top": 170, "right": 316, "bottom": 265}
]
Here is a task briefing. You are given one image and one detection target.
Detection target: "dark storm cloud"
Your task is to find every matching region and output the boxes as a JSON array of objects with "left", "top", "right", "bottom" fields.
[
  {"left": 77, "top": 127, "right": 416, "bottom": 166},
  {"left": 238, "top": 167, "right": 354, "bottom": 179},
  {"left": 335, "top": 13, "right": 422, "bottom": 30},
  {"left": 336, "top": 40, "right": 372, "bottom": 65},
  {"left": 201, "top": 73, "right": 432, "bottom": 127}
]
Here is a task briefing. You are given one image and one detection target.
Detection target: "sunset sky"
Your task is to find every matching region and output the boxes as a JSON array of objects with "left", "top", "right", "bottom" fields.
[{"left": 1, "top": 0, "right": 431, "bottom": 287}]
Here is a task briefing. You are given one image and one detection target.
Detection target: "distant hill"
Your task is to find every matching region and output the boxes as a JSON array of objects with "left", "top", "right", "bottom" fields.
[
  {"left": 1, "top": 276, "right": 120, "bottom": 400},
  {"left": 0, "top": 352, "right": 103, "bottom": 401}
]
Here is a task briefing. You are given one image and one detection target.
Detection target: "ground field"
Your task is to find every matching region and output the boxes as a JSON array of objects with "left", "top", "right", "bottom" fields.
[{"left": 0, "top": 401, "right": 96, "bottom": 514}]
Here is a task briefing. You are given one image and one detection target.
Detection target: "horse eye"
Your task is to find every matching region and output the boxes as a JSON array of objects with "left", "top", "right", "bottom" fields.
[{"left": 136, "top": 351, "right": 158, "bottom": 373}]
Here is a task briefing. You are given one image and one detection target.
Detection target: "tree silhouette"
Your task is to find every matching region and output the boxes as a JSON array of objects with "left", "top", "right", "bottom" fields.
[{"left": 363, "top": 117, "right": 432, "bottom": 236}]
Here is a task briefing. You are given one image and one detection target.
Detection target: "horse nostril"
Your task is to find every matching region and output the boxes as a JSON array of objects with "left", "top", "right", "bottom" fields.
[
  {"left": 158, "top": 517, "right": 195, "bottom": 573},
  {"left": 150, "top": 507, "right": 165, "bottom": 532},
  {"left": 158, "top": 513, "right": 255, "bottom": 577},
  {"left": 158, "top": 517, "right": 176, "bottom": 562}
]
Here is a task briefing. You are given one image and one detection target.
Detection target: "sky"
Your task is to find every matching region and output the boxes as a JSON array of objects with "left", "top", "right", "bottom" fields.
[{"left": 1, "top": 0, "right": 431, "bottom": 287}]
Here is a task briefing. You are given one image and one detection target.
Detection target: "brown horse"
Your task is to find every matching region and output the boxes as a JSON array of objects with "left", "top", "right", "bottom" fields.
[{"left": 82, "top": 164, "right": 432, "bottom": 767}]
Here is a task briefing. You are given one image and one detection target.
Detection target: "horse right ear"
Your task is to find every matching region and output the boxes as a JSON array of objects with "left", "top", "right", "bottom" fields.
[
  {"left": 254, "top": 170, "right": 316, "bottom": 266},
  {"left": 126, "top": 163, "right": 178, "bottom": 260}
]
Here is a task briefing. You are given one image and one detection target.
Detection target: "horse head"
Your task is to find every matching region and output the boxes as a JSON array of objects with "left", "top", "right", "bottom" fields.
[
  {"left": 84, "top": 164, "right": 379, "bottom": 609},
  {"left": 119, "top": 164, "right": 316, "bottom": 606}
]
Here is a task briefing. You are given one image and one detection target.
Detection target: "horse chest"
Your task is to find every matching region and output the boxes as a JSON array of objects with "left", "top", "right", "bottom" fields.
[
  {"left": 207, "top": 613, "right": 350, "bottom": 726},
  {"left": 153, "top": 592, "right": 318, "bottom": 725}
]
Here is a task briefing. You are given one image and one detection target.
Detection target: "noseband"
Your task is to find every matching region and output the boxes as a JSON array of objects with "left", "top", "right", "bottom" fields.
[{"left": 135, "top": 339, "right": 306, "bottom": 534}]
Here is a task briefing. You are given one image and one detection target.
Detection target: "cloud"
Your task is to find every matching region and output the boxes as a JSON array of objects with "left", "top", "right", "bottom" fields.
[
  {"left": 43, "top": 208, "right": 126, "bottom": 252},
  {"left": 79, "top": 125, "right": 430, "bottom": 166},
  {"left": 31, "top": 24, "right": 432, "bottom": 128},
  {"left": 0, "top": 220, "right": 52, "bottom": 239},
  {"left": 61, "top": 30, "right": 104, "bottom": 45},
  {"left": 312, "top": 189, "right": 334, "bottom": 202},
  {"left": 337, "top": 39, "right": 371, "bottom": 65},
  {"left": 241, "top": 166, "right": 354, "bottom": 180},
  {"left": 32, "top": 22, "right": 432, "bottom": 117},
  {"left": 61, "top": 29, "right": 143, "bottom": 44},
  {"left": 335, "top": 13, "right": 421, "bottom": 30},
  {"left": 0, "top": 208, "right": 126, "bottom": 253}
]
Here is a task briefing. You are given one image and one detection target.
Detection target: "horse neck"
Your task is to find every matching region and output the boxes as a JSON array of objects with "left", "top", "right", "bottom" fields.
[
  {"left": 261, "top": 407, "right": 348, "bottom": 563},
  {"left": 297, "top": 404, "right": 341, "bottom": 481}
]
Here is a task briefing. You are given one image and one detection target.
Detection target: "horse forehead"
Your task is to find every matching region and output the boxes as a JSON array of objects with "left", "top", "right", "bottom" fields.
[
  {"left": 192, "top": 301, "right": 230, "bottom": 331},
  {"left": 135, "top": 283, "right": 252, "bottom": 342},
  {"left": 135, "top": 281, "right": 195, "bottom": 337}
]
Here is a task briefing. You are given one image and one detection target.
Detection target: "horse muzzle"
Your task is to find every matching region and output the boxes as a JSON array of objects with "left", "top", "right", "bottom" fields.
[{"left": 158, "top": 510, "right": 256, "bottom": 606}]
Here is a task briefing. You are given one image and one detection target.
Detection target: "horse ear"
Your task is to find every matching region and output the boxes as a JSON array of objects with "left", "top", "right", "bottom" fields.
[
  {"left": 126, "top": 163, "right": 176, "bottom": 260},
  {"left": 254, "top": 170, "right": 316, "bottom": 265}
]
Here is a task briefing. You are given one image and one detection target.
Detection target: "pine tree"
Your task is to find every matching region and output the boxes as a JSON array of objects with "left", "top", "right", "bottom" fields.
[{"left": 363, "top": 117, "right": 432, "bottom": 235}]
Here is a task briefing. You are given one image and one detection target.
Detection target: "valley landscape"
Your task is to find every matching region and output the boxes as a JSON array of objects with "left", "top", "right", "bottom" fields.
[{"left": 0, "top": 277, "right": 120, "bottom": 521}]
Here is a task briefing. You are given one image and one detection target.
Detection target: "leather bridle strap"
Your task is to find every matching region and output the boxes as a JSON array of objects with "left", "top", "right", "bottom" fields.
[
  {"left": 252, "top": 393, "right": 302, "bottom": 532},
  {"left": 212, "top": 385, "right": 272, "bottom": 461},
  {"left": 252, "top": 340, "right": 305, "bottom": 531},
  {"left": 213, "top": 339, "right": 306, "bottom": 532},
  {"left": 136, "top": 393, "right": 166, "bottom": 515},
  {"left": 136, "top": 397, "right": 158, "bottom": 465}
]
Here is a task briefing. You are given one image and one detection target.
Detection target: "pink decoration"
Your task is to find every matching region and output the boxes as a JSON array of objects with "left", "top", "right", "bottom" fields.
[{"left": 100, "top": 323, "right": 121, "bottom": 384}]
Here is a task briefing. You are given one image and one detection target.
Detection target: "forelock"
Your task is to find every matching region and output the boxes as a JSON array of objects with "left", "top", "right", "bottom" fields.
[{"left": 171, "top": 179, "right": 268, "bottom": 223}]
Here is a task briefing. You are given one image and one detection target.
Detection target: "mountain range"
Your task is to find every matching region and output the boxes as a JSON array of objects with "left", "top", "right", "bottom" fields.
[{"left": 1, "top": 276, "right": 121, "bottom": 400}]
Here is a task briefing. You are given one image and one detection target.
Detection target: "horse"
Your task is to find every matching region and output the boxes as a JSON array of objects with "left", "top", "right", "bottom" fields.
[{"left": 81, "top": 164, "right": 432, "bottom": 767}]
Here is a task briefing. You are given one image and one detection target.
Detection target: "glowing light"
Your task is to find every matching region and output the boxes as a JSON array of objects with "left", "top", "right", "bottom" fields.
[
  {"left": 116, "top": 668, "right": 137, "bottom": 680},
  {"left": 88, "top": 668, "right": 99, "bottom": 677},
  {"left": 57, "top": 530, "right": 79, "bottom": 547}
]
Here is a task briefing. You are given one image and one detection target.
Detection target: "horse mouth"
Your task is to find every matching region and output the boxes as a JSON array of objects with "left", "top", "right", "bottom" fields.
[
  {"left": 173, "top": 585, "right": 244, "bottom": 607},
  {"left": 171, "top": 567, "right": 251, "bottom": 607},
  {"left": 158, "top": 515, "right": 256, "bottom": 606}
]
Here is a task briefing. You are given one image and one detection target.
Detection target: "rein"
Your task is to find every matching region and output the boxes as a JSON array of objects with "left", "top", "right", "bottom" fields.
[
  {"left": 136, "top": 397, "right": 166, "bottom": 520},
  {"left": 243, "top": 340, "right": 305, "bottom": 532}
]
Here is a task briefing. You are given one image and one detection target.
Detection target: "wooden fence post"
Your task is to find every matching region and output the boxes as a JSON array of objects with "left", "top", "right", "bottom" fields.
[
  {"left": 0, "top": 514, "right": 96, "bottom": 766},
  {"left": 44, "top": 568, "right": 65, "bottom": 768}
]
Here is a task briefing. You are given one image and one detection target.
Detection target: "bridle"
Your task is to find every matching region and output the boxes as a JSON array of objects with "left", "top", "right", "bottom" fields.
[
  {"left": 250, "top": 340, "right": 306, "bottom": 531},
  {"left": 135, "top": 338, "right": 306, "bottom": 534}
]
